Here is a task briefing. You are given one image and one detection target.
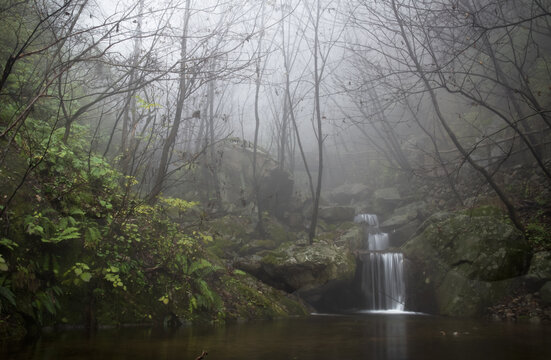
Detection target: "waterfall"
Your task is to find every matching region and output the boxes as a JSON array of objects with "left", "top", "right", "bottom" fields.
[{"left": 355, "top": 214, "right": 405, "bottom": 311}]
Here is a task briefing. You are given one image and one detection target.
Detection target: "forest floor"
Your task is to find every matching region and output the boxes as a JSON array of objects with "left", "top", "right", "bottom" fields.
[{"left": 487, "top": 292, "right": 551, "bottom": 323}]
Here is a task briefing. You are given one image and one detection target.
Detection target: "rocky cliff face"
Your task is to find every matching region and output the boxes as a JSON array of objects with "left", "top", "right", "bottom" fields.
[{"left": 402, "top": 207, "right": 532, "bottom": 316}]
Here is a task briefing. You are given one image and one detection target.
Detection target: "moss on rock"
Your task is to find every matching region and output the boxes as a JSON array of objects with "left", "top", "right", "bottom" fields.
[{"left": 402, "top": 210, "right": 531, "bottom": 317}]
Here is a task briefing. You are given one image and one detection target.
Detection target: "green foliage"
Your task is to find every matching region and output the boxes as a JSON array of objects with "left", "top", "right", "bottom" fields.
[
  {"left": 0, "top": 276, "right": 16, "bottom": 313},
  {"left": 526, "top": 223, "right": 551, "bottom": 250},
  {"left": 63, "top": 263, "right": 92, "bottom": 286},
  {"left": 0, "top": 113, "right": 224, "bottom": 327}
]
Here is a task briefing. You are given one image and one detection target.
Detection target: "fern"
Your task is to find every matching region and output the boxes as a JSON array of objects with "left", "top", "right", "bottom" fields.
[
  {"left": 186, "top": 259, "right": 213, "bottom": 275},
  {"left": 43, "top": 226, "right": 80, "bottom": 243},
  {"left": 0, "top": 285, "right": 16, "bottom": 312}
]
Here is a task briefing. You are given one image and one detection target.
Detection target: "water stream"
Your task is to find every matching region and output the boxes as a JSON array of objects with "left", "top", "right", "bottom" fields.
[{"left": 355, "top": 214, "right": 405, "bottom": 312}]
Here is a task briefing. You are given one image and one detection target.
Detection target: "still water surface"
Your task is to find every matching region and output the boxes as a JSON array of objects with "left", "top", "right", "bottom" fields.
[{"left": 3, "top": 313, "right": 551, "bottom": 360}]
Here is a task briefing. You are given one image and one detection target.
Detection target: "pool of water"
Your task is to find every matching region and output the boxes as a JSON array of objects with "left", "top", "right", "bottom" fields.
[{"left": 2, "top": 313, "right": 550, "bottom": 360}]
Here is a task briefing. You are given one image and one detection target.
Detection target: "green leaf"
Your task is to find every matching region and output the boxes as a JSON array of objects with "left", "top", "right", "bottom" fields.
[
  {"left": 0, "top": 286, "right": 16, "bottom": 306},
  {"left": 84, "top": 226, "right": 101, "bottom": 245},
  {"left": 187, "top": 259, "right": 212, "bottom": 275},
  {"left": 70, "top": 208, "right": 85, "bottom": 216},
  {"left": 0, "top": 255, "right": 8, "bottom": 272},
  {"left": 44, "top": 227, "right": 80, "bottom": 243},
  {"left": 0, "top": 238, "right": 18, "bottom": 250},
  {"left": 80, "top": 272, "right": 92, "bottom": 282}
]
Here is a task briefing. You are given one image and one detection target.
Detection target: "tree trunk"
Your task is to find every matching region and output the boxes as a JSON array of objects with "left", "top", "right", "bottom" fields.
[
  {"left": 148, "top": 0, "right": 191, "bottom": 204},
  {"left": 308, "top": 0, "right": 323, "bottom": 244},
  {"left": 390, "top": 0, "right": 523, "bottom": 231}
]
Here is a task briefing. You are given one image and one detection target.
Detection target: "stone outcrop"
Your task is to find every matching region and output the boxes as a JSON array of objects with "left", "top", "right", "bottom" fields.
[
  {"left": 318, "top": 205, "right": 356, "bottom": 223},
  {"left": 372, "top": 187, "right": 403, "bottom": 217},
  {"left": 540, "top": 282, "right": 551, "bottom": 305},
  {"left": 402, "top": 207, "right": 531, "bottom": 317},
  {"left": 380, "top": 201, "right": 429, "bottom": 247},
  {"left": 526, "top": 251, "right": 551, "bottom": 306},
  {"left": 235, "top": 226, "right": 362, "bottom": 311},
  {"left": 207, "top": 214, "right": 294, "bottom": 258},
  {"left": 180, "top": 138, "right": 295, "bottom": 218},
  {"left": 526, "top": 251, "right": 551, "bottom": 286},
  {"left": 237, "top": 236, "right": 357, "bottom": 292},
  {"left": 329, "top": 183, "right": 371, "bottom": 205}
]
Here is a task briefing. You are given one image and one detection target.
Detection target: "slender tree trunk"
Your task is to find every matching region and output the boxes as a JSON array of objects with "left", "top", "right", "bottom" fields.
[
  {"left": 120, "top": 0, "right": 145, "bottom": 174},
  {"left": 308, "top": 0, "right": 323, "bottom": 244},
  {"left": 207, "top": 66, "right": 221, "bottom": 209},
  {"left": 390, "top": 0, "right": 523, "bottom": 231},
  {"left": 148, "top": 0, "right": 191, "bottom": 204},
  {"left": 405, "top": 98, "right": 464, "bottom": 206}
]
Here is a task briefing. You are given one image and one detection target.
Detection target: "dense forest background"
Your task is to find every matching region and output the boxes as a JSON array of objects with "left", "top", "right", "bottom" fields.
[{"left": 1, "top": 0, "right": 550, "bottom": 336}]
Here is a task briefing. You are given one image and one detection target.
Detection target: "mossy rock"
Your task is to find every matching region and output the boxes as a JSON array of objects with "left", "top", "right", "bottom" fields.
[
  {"left": 540, "top": 281, "right": 551, "bottom": 305},
  {"left": 263, "top": 216, "right": 295, "bottom": 245},
  {"left": 434, "top": 270, "right": 523, "bottom": 317},
  {"left": 209, "top": 215, "right": 254, "bottom": 241},
  {"left": 527, "top": 251, "right": 551, "bottom": 282},
  {"left": 207, "top": 215, "right": 255, "bottom": 258},
  {"left": 207, "top": 214, "right": 294, "bottom": 259},
  {"left": 256, "top": 240, "right": 356, "bottom": 292},
  {"left": 402, "top": 210, "right": 531, "bottom": 317},
  {"left": 238, "top": 239, "right": 278, "bottom": 255},
  {"left": 213, "top": 272, "right": 309, "bottom": 320},
  {"left": 403, "top": 212, "right": 529, "bottom": 281},
  {"left": 461, "top": 205, "right": 507, "bottom": 218}
]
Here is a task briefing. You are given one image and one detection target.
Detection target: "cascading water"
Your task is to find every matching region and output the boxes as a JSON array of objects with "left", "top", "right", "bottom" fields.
[{"left": 354, "top": 214, "right": 405, "bottom": 311}]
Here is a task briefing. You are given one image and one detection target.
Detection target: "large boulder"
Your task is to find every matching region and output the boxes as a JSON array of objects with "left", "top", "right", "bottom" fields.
[
  {"left": 402, "top": 208, "right": 531, "bottom": 316},
  {"left": 372, "top": 187, "right": 403, "bottom": 216},
  {"left": 318, "top": 205, "right": 356, "bottom": 223},
  {"left": 329, "top": 183, "right": 371, "bottom": 205},
  {"left": 207, "top": 214, "right": 294, "bottom": 258},
  {"left": 540, "top": 282, "right": 551, "bottom": 305},
  {"left": 381, "top": 201, "right": 429, "bottom": 228},
  {"left": 235, "top": 225, "right": 362, "bottom": 311},
  {"left": 380, "top": 201, "right": 429, "bottom": 246},
  {"left": 526, "top": 251, "right": 551, "bottom": 286},
  {"left": 238, "top": 239, "right": 356, "bottom": 292},
  {"left": 179, "top": 138, "right": 295, "bottom": 217}
]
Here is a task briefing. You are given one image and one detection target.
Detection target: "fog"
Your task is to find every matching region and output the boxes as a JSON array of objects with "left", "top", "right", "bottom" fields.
[
  {"left": 3, "top": 0, "right": 550, "bottom": 225},
  {"left": 2, "top": 1, "right": 551, "bottom": 340}
]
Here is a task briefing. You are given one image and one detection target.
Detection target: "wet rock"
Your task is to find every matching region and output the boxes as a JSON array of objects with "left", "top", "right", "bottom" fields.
[
  {"left": 374, "top": 187, "right": 401, "bottom": 201},
  {"left": 382, "top": 201, "right": 429, "bottom": 226},
  {"left": 380, "top": 201, "right": 429, "bottom": 246},
  {"left": 403, "top": 210, "right": 529, "bottom": 282},
  {"left": 318, "top": 205, "right": 356, "bottom": 223},
  {"left": 372, "top": 187, "right": 402, "bottom": 216},
  {"left": 261, "top": 240, "right": 355, "bottom": 292},
  {"left": 329, "top": 183, "right": 371, "bottom": 205},
  {"left": 207, "top": 214, "right": 293, "bottom": 259},
  {"left": 258, "top": 168, "right": 294, "bottom": 219},
  {"left": 541, "top": 282, "right": 551, "bottom": 305},
  {"left": 234, "top": 225, "right": 359, "bottom": 299},
  {"left": 526, "top": 251, "right": 551, "bottom": 287},
  {"left": 179, "top": 138, "right": 295, "bottom": 217},
  {"left": 402, "top": 208, "right": 531, "bottom": 317}
]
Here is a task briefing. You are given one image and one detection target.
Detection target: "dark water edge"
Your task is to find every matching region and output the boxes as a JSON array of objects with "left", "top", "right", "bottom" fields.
[{"left": 2, "top": 313, "right": 551, "bottom": 360}]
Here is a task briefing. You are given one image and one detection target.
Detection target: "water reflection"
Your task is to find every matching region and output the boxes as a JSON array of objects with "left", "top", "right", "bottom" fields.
[
  {"left": 2, "top": 314, "right": 551, "bottom": 360},
  {"left": 365, "top": 313, "right": 407, "bottom": 360}
]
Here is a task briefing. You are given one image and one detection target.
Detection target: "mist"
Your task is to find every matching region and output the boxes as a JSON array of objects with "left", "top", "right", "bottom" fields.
[{"left": 1, "top": 0, "right": 551, "bottom": 352}]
